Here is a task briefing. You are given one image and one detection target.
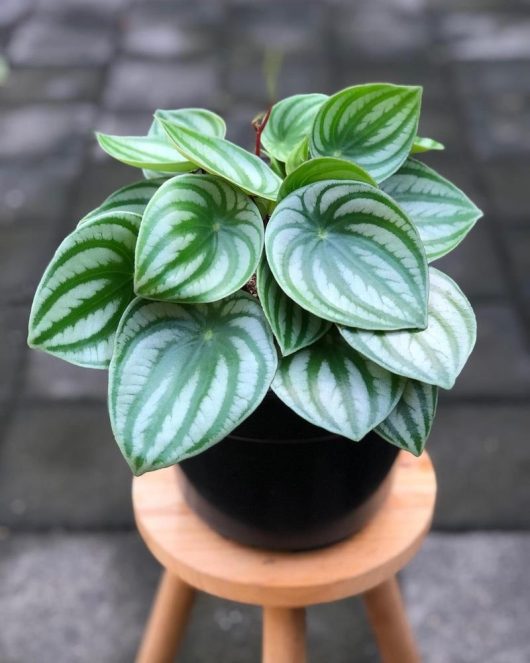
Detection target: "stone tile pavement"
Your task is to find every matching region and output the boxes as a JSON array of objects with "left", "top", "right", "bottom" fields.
[{"left": 0, "top": 0, "right": 529, "bottom": 661}]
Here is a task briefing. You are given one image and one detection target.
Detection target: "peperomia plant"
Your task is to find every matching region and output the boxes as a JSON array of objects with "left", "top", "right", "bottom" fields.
[{"left": 28, "top": 84, "right": 481, "bottom": 475}]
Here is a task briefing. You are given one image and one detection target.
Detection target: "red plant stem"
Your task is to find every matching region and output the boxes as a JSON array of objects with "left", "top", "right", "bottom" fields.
[{"left": 255, "top": 105, "right": 272, "bottom": 157}]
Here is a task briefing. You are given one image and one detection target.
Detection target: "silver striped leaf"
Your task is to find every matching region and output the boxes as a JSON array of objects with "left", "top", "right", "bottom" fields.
[
  {"left": 159, "top": 120, "right": 282, "bottom": 201},
  {"left": 151, "top": 108, "right": 226, "bottom": 139},
  {"left": 375, "top": 379, "right": 438, "bottom": 456},
  {"left": 411, "top": 136, "right": 444, "bottom": 154},
  {"left": 108, "top": 293, "right": 278, "bottom": 474},
  {"left": 310, "top": 83, "right": 422, "bottom": 183},
  {"left": 143, "top": 108, "right": 226, "bottom": 179},
  {"left": 28, "top": 211, "right": 141, "bottom": 369},
  {"left": 277, "top": 156, "right": 376, "bottom": 202},
  {"left": 135, "top": 174, "right": 264, "bottom": 303},
  {"left": 339, "top": 267, "right": 476, "bottom": 389},
  {"left": 285, "top": 137, "right": 309, "bottom": 175},
  {"left": 78, "top": 178, "right": 166, "bottom": 226},
  {"left": 272, "top": 329, "right": 406, "bottom": 440},
  {"left": 261, "top": 93, "right": 328, "bottom": 162},
  {"left": 381, "top": 158, "right": 483, "bottom": 262},
  {"left": 96, "top": 132, "right": 196, "bottom": 173},
  {"left": 256, "top": 258, "right": 331, "bottom": 356},
  {"left": 265, "top": 180, "right": 428, "bottom": 330}
]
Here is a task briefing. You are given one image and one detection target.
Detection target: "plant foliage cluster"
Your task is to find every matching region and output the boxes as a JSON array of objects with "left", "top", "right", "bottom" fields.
[{"left": 28, "top": 84, "right": 481, "bottom": 474}]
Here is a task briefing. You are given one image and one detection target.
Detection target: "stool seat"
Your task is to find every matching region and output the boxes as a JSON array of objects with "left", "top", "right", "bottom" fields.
[{"left": 133, "top": 451, "right": 436, "bottom": 662}]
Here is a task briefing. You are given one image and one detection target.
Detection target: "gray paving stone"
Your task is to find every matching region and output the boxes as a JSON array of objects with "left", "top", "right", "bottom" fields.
[
  {"left": 103, "top": 59, "right": 220, "bottom": 111},
  {"left": 122, "top": 5, "right": 219, "bottom": 58},
  {"left": 0, "top": 0, "right": 31, "bottom": 28},
  {"left": 0, "top": 156, "right": 81, "bottom": 229},
  {"left": 23, "top": 352, "right": 108, "bottom": 401},
  {"left": 0, "top": 531, "right": 377, "bottom": 663},
  {"left": 504, "top": 229, "right": 530, "bottom": 311},
  {"left": 451, "top": 302, "right": 530, "bottom": 398},
  {"left": 0, "top": 104, "right": 94, "bottom": 159},
  {"left": 8, "top": 12, "right": 116, "bottom": 66},
  {"left": 437, "top": 10, "right": 530, "bottom": 60},
  {"left": 226, "top": 49, "right": 332, "bottom": 105},
  {"left": 0, "top": 67, "right": 102, "bottom": 105},
  {"left": 0, "top": 305, "right": 27, "bottom": 404},
  {"left": 403, "top": 533, "right": 530, "bottom": 662},
  {"left": 228, "top": 3, "right": 325, "bottom": 56},
  {"left": 0, "top": 403, "right": 134, "bottom": 528},
  {"left": 333, "top": 2, "right": 431, "bottom": 60},
  {"left": 36, "top": 0, "right": 130, "bottom": 13},
  {"left": 434, "top": 218, "right": 506, "bottom": 297},
  {"left": 481, "top": 159, "right": 530, "bottom": 220},
  {"left": 427, "top": 403, "right": 530, "bottom": 528},
  {"left": 0, "top": 532, "right": 158, "bottom": 663},
  {"left": 0, "top": 228, "right": 57, "bottom": 303}
]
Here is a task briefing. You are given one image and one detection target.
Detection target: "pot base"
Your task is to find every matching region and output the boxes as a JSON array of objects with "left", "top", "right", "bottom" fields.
[{"left": 178, "top": 466, "right": 395, "bottom": 551}]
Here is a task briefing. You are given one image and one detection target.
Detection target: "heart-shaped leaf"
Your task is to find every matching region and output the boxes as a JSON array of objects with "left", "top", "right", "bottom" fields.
[
  {"left": 96, "top": 133, "right": 196, "bottom": 173},
  {"left": 159, "top": 120, "right": 282, "bottom": 200},
  {"left": 151, "top": 108, "right": 226, "bottom": 139},
  {"left": 411, "top": 136, "right": 444, "bottom": 154},
  {"left": 265, "top": 180, "right": 428, "bottom": 330},
  {"left": 108, "top": 292, "right": 278, "bottom": 474},
  {"left": 135, "top": 174, "right": 264, "bottom": 303},
  {"left": 310, "top": 84, "right": 422, "bottom": 183},
  {"left": 375, "top": 379, "right": 438, "bottom": 455},
  {"left": 143, "top": 108, "right": 227, "bottom": 179},
  {"left": 256, "top": 258, "right": 331, "bottom": 356},
  {"left": 339, "top": 267, "right": 476, "bottom": 389},
  {"left": 78, "top": 178, "right": 166, "bottom": 226},
  {"left": 272, "top": 329, "right": 405, "bottom": 440},
  {"left": 278, "top": 156, "right": 376, "bottom": 201},
  {"left": 261, "top": 93, "right": 328, "bottom": 162},
  {"left": 28, "top": 211, "right": 141, "bottom": 368},
  {"left": 285, "top": 137, "right": 309, "bottom": 175},
  {"left": 381, "top": 158, "right": 483, "bottom": 261}
]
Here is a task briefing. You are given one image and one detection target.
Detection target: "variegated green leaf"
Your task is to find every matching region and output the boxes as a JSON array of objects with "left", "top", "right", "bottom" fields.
[
  {"left": 310, "top": 84, "right": 422, "bottom": 183},
  {"left": 265, "top": 181, "right": 428, "bottom": 330},
  {"left": 135, "top": 174, "right": 263, "bottom": 303},
  {"left": 96, "top": 132, "right": 196, "bottom": 173},
  {"left": 272, "top": 329, "right": 405, "bottom": 440},
  {"left": 78, "top": 178, "right": 166, "bottom": 226},
  {"left": 159, "top": 120, "right": 282, "bottom": 200},
  {"left": 261, "top": 93, "right": 328, "bottom": 162},
  {"left": 150, "top": 108, "right": 226, "bottom": 139},
  {"left": 285, "top": 137, "right": 309, "bottom": 175},
  {"left": 339, "top": 267, "right": 476, "bottom": 389},
  {"left": 375, "top": 380, "right": 438, "bottom": 455},
  {"left": 28, "top": 211, "right": 141, "bottom": 368},
  {"left": 277, "top": 156, "right": 376, "bottom": 202},
  {"left": 143, "top": 108, "right": 227, "bottom": 179},
  {"left": 256, "top": 258, "right": 331, "bottom": 356},
  {"left": 411, "top": 136, "right": 445, "bottom": 154},
  {"left": 108, "top": 292, "right": 278, "bottom": 474},
  {"left": 381, "top": 158, "right": 483, "bottom": 262}
]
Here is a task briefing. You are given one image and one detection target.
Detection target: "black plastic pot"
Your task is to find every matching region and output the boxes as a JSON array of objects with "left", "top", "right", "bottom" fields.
[{"left": 179, "top": 392, "right": 398, "bottom": 551}]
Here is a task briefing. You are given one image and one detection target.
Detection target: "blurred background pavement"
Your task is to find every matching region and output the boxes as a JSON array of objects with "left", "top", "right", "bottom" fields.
[{"left": 1, "top": 0, "right": 530, "bottom": 661}]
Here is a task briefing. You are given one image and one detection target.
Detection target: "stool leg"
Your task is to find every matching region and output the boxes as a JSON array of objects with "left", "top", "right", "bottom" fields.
[
  {"left": 262, "top": 606, "right": 306, "bottom": 663},
  {"left": 136, "top": 571, "right": 196, "bottom": 663},
  {"left": 363, "top": 576, "right": 421, "bottom": 663}
]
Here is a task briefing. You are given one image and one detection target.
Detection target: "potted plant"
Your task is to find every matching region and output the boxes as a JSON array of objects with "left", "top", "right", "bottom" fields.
[{"left": 28, "top": 84, "right": 481, "bottom": 550}]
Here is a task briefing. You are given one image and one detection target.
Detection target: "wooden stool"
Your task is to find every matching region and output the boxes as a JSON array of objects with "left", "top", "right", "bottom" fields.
[{"left": 133, "top": 451, "right": 436, "bottom": 663}]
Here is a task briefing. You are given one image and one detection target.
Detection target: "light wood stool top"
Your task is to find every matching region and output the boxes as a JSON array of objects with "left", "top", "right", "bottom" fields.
[{"left": 133, "top": 451, "right": 436, "bottom": 662}]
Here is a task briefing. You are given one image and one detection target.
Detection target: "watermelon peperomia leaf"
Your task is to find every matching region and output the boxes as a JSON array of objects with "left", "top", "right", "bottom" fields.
[{"left": 28, "top": 82, "right": 482, "bottom": 470}]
